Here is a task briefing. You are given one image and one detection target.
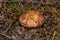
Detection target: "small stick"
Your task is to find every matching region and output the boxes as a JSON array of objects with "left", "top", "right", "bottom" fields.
[
  {"left": 5, "top": 20, "right": 17, "bottom": 33},
  {"left": 52, "top": 31, "right": 57, "bottom": 40},
  {"left": 0, "top": 32, "right": 11, "bottom": 39},
  {"left": 4, "top": 24, "right": 12, "bottom": 33}
]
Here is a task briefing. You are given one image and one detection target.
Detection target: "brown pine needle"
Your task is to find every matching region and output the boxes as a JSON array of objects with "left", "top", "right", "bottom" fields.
[{"left": 52, "top": 31, "right": 57, "bottom": 40}]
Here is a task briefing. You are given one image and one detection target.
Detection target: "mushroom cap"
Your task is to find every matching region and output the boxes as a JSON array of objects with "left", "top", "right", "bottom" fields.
[{"left": 19, "top": 10, "right": 44, "bottom": 28}]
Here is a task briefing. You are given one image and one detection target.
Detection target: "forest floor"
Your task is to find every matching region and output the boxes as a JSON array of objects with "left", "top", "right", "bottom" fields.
[{"left": 0, "top": 0, "right": 60, "bottom": 40}]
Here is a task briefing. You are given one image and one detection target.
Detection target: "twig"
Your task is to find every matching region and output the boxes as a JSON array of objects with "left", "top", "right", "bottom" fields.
[
  {"left": 0, "top": 32, "right": 11, "bottom": 39},
  {"left": 4, "top": 24, "right": 12, "bottom": 33},
  {"left": 5, "top": 19, "right": 17, "bottom": 33},
  {"left": 43, "top": 28, "right": 50, "bottom": 40},
  {"left": 52, "top": 31, "right": 57, "bottom": 40}
]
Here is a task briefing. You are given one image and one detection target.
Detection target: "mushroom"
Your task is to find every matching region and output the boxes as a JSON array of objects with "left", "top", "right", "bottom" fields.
[{"left": 19, "top": 10, "right": 44, "bottom": 28}]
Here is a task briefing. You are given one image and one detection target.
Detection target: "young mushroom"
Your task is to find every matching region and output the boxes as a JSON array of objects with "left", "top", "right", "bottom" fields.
[{"left": 19, "top": 10, "right": 44, "bottom": 28}]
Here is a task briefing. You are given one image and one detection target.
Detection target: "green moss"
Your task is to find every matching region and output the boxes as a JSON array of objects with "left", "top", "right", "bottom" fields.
[
  {"left": 7, "top": 2, "right": 23, "bottom": 15},
  {"left": 7, "top": 2, "right": 18, "bottom": 9},
  {"left": 25, "top": 7, "right": 32, "bottom": 11},
  {"left": 14, "top": 8, "right": 23, "bottom": 15},
  {"left": 7, "top": 18, "right": 13, "bottom": 24},
  {"left": 56, "top": 7, "right": 60, "bottom": 13}
]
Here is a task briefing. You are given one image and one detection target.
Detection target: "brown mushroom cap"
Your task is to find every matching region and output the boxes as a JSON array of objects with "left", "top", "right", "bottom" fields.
[{"left": 19, "top": 10, "right": 44, "bottom": 28}]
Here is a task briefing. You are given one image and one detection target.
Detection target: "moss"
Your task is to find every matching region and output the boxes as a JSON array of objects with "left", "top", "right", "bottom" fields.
[
  {"left": 14, "top": 8, "right": 23, "bottom": 15},
  {"left": 7, "top": 2, "right": 23, "bottom": 24},
  {"left": 24, "top": 7, "right": 32, "bottom": 11},
  {"left": 56, "top": 7, "right": 60, "bottom": 14},
  {"left": 7, "top": 18, "right": 13, "bottom": 24},
  {"left": 7, "top": 2, "right": 18, "bottom": 9}
]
